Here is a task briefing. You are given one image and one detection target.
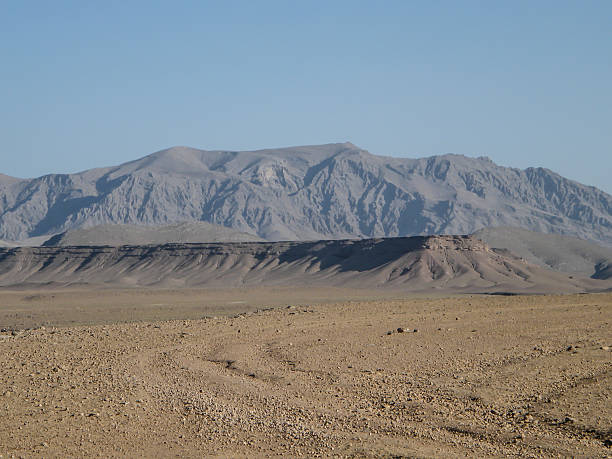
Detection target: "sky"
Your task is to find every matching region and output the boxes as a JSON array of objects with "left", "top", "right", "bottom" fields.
[{"left": 1, "top": 1, "right": 611, "bottom": 193}]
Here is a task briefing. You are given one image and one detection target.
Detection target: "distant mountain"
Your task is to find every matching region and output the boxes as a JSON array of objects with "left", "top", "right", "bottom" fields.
[
  {"left": 473, "top": 227, "right": 612, "bottom": 279},
  {"left": 43, "top": 222, "right": 263, "bottom": 246},
  {"left": 1, "top": 143, "right": 611, "bottom": 245},
  {"left": 1, "top": 235, "right": 608, "bottom": 293},
  {"left": 0, "top": 236, "right": 53, "bottom": 247}
]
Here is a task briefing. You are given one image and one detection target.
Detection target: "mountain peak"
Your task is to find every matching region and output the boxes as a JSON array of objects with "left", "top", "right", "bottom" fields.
[
  {"left": 0, "top": 143, "right": 610, "bottom": 246},
  {"left": 150, "top": 145, "right": 204, "bottom": 158}
]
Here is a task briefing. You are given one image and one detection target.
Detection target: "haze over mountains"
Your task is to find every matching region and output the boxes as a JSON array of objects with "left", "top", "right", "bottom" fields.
[{"left": 1, "top": 143, "right": 611, "bottom": 246}]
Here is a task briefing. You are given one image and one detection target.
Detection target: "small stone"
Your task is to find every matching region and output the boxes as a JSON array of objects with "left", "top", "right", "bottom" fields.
[
  {"left": 601, "top": 346, "right": 610, "bottom": 351},
  {"left": 397, "top": 328, "right": 406, "bottom": 333}
]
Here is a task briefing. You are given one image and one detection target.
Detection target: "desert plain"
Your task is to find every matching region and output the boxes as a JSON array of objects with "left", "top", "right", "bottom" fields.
[{"left": 0, "top": 288, "right": 611, "bottom": 458}]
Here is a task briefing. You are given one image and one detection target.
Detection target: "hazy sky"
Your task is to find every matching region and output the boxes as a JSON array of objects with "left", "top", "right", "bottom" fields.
[{"left": 1, "top": 1, "right": 610, "bottom": 192}]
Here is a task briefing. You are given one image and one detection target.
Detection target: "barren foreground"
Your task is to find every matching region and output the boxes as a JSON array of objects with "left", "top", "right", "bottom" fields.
[{"left": 1, "top": 293, "right": 611, "bottom": 458}]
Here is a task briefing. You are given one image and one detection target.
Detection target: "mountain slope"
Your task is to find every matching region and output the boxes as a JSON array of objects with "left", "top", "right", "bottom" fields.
[
  {"left": 0, "top": 236, "right": 607, "bottom": 292},
  {"left": 473, "top": 227, "right": 612, "bottom": 279},
  {"left": 43, "top": 222, "right": 263, "bottom": 246},
  {"left": 1, "top": 143, "right": 611, "bottom": 245}
]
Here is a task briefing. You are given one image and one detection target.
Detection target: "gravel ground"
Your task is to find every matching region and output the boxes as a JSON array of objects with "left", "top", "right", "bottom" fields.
[{"left": 1, "top": 293, "right": 611, "bottom": 458}]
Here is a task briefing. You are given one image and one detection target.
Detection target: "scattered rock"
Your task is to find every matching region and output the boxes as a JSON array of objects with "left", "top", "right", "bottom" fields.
[{"left": 0, "top": 292, "right": 609, "bottom": 457}]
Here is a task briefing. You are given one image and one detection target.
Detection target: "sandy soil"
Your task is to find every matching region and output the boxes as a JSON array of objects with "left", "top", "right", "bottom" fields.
[
  {"left": 1, "top": 293, "right": 611, "bottom": 458},
  {"left": 0, "top": 287, "right": 417, "bottom": 330}
]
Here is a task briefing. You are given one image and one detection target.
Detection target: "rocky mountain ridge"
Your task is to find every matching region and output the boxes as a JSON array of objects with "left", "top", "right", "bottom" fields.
[
  {"left": 1, "top": 143, "right": 610, "bottom": 245},
  {"left": 43, "top": 221, "right": 262, "bottom": 246},
  {"left": 0, "top": 235, "right": 607, "bottom": 291}
]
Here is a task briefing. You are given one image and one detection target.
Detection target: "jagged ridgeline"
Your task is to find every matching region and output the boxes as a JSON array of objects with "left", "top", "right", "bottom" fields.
[{"left": 0, "top": 143, "right": 610, "bottom": 245}]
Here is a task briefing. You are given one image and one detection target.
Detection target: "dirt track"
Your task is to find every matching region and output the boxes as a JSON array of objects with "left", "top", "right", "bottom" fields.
[{"left": 1, "top": 293, "right": 611, "bottom": 457}]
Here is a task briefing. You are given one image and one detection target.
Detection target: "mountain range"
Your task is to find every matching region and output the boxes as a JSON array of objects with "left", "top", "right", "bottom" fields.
[
  {"left": 1, "top": 235, "right": 608, "bottom": 292},
  {"left": 43, "top": 221, "right": 262, "bottom": 246},
  {"left": 1, "top": 143, "right": 611, "bottom": 246}
]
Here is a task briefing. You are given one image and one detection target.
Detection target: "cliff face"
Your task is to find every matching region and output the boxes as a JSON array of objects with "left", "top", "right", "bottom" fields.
[
  {"left": 1, "top": 143, "right": 611, "bottom": 246},
  {"left": 0, "top": 236, "right": 608, "bottom": 292}
]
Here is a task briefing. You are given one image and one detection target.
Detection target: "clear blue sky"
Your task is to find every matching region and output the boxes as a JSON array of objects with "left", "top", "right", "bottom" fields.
[{"left": 1, "top": 1, "right": 611, "bottom": 192}]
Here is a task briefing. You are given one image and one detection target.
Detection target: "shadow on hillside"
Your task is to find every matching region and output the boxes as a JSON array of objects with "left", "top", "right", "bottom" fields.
[{"left": 273, "top": 237, "right": 429, "bottom": 273}]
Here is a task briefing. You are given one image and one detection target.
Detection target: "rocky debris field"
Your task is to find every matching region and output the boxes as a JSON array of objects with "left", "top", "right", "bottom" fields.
[{"left": 1, "top": 293, "right": 611, "bottom": 457}]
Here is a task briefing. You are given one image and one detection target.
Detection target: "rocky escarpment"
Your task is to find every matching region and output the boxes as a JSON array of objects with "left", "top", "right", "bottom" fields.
[
  {"left": 0, "top": 236, "right": 607, "bottom": 292},
  {"left": 0, "top": 143, "right": 611, "bottom": 246},
  {"left": 473, "top": 226, "right": 612, "bottom": 279}
]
